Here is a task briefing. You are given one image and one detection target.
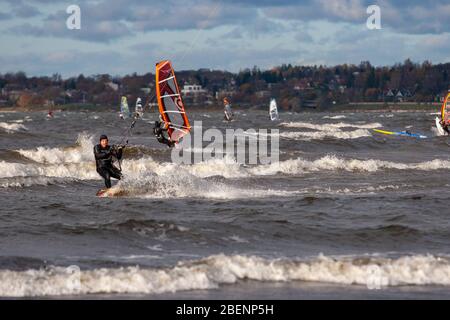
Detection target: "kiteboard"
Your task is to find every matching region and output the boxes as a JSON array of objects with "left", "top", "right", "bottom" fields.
[
  {"left": 96, "top": 189, "right": 111, "bottom": 197},
  {"left": 96, "top": 188, "right": 124, "bottom": 198}
]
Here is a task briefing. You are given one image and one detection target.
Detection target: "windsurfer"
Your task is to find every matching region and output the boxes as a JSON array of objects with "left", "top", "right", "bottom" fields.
[
  {"left": 439, "top": 118, "right": 450, "bottom": 134},
  {"left": 223, "top": 97, "right": 233, "bottom": 121},
  {"left": 135, "top": 97, "right": 144, "bottom": 119},
  {"left": 94, "top": 135, "right": 124, "bottom": 189},
  {"left": 153, "top": 119, "right": 175, "bottom": 148}
]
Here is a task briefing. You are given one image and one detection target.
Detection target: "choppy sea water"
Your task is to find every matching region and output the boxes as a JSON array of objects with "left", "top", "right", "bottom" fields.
[{"left": 1, "top": 109, "right": 450, "bottom": 299}]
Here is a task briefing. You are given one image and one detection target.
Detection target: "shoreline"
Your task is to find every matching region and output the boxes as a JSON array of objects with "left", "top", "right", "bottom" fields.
[
  {"left": 4, "top": 280, "right": 450, "bottom": 300},
  {"left": 0, "top": 105, "right": 441, "bottom": 113}
]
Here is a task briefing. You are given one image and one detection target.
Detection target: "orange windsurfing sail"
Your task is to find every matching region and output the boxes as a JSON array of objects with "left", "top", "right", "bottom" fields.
[
  {"left": 155, "top": 60, "right": 191, "bottom": 142},
  {"left": 441, "top": 92, "right": 450, "bottom": 125}
]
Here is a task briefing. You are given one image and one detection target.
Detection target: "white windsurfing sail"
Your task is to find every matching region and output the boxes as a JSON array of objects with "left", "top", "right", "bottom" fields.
[
  {"left": 120, "top": 96, "right": 131, "bottom": 119},
  {"left": 269, "top": 99, "right": 279, "bottom": 121},
  {"left": 135, "top": 97, "right": 144, "bottom": 118},
  {"left": 224, "top": 104, "right": 233, "bottom": 121}
]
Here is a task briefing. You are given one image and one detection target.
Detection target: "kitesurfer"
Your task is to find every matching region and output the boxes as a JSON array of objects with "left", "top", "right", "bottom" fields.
[
  {"left": 153, "top": 119, "right": 175, "bottom": 148},
  {"left": 93, "top": 135, "right": 124, "bottom": 189}
]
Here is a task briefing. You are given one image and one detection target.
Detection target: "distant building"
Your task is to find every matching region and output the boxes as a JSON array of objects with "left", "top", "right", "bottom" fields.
[
  {"left": 106, "top": 82, "right": 119, "bottom": 92},
  {"left": 216, "top": 90, "right": 236, "bottom": 100},
  {"left": 8, "top": 90, "right": 24, "bottom": 101},
  {"left": 256, "top": 90, "right": 270, "bottom": 98},
  {"left": 3, "top": 84, "right": 25, "bottom": 92},
  {"left": 140, "top": 87, "right": 152, "bottom": 94},
  {"left": 182, "top": 84, "right": 207, "bottom": 96},
  {"left": 267, "top": 83, "right": 282, "bottom": 91}
]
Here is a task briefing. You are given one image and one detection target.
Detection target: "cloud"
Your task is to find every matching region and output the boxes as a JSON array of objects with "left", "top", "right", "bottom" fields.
[
  {"left": 130, "top": 1, "right": 256, "bottom": 32},
  {"left": 2, "top": 0, "right": 450, "bottom": 76},
  {"left": 222, "top": 16, "right": 285, "bottom": 40},
  {"left": 0, "top": 12, "right": 11, "bottom": 20},
  {"left": 222, "top": 28, "right": 244, "bottom": 40},
  {"left": 164, "top": 44, "right": 308, "bottom": 72},
  {"left": 6, "top": 0, "right": 258, "bottom": 42},
  {"left": 12, "top": 3, "right": 42, "bottom": 18},
  {"left": 262, "top": 0, "right": 450, "bottom": 35},
  {"left": 7, "top": 0, "right": 450, "bottom": 43},
  {"left": 9, "top": 9, "right": 133, "bottom": 43}
]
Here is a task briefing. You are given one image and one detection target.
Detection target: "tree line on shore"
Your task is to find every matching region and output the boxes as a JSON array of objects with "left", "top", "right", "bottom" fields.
[{"left": 0, "top": 59, "right": 448, "bottom": 110}]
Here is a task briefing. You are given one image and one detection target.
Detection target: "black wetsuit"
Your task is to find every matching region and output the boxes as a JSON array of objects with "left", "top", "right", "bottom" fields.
[
  {"left": 94, "top": 144, "right": 123, "bottom": 189},
  {"left": 153, "top": 121, "right": 175, "bottom": 148},
  {"left": 444, "top": 125, "right": 450, "bottom": 135},
  {"left": 440, "top": 120, "right": 450, "bottom": 134}
]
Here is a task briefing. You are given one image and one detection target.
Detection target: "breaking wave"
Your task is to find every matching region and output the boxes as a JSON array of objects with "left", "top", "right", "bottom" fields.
[
  {"left": 280, "top": 129, "right": 371, "bottom": 141},
  {"left": 0, "top": 161, "right": 97, "bottom": 180},
  {"left": 280, "top": 121, "right": 382, "bottom": 130},
  {"left": 322, "top": 115, "right": 347, "bottom": 120},
  {"left": 3, "top": 136, "right": 450, "bottom": 190},
  {"left": 0, "top": 122, "right": 28, "bottom": 133},
  {"left": 250, "top": 155, "right": 450, "bottom": 175},
  {"left": 276, "top": 121, "right": 381, "bottom": 141},
  {"left": 0, "top": 176, "right": 74, "bottom": 188},
  {"left": 103, "top": 167, "right": 295, "bottom": 199},
  {"left": 1, "top": 253, "right": 450, "bottom": 297},
  {"left": 17, "top": 134, "right": 94, "bottom": 164},
  {"left": 3, "top": 135, "right": 294, "bottom": 198}
]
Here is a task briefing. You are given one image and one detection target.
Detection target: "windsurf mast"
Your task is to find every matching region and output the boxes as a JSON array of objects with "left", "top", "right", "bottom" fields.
[
  {"left": 441, "top": 92, "right": 450, "bottom": 125},
  {"left": 155, "top": 60, "right": 191, "bottom": 142}
]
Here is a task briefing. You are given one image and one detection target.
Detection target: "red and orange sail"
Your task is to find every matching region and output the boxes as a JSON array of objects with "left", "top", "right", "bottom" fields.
[
  {"left": 442, "top": 92, "right": 450, "bottom": 125},
  {"left": 155, "top": 60, "right": 191, "bottom": 142}
]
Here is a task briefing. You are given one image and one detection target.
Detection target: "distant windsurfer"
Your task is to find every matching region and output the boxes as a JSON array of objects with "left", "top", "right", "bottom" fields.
[
  {"left": 153, "top": 119, "right": 175, "bottom": 148},
  {"left": 223, "top": 97, "right": 233, "bottom": 121},
  {"left": 94, "top": 135, "right": 124, "bottom": 189},
  {"left": 135, "top": 97, "right": 144, "bottom": 119},
  {"left": 440, "top": 119, "right": 450, "bottom": 134},
  {"left": 438, "top": 92, "right": 450, "bottom": 135},
  {"left": 120, "top": 96, "right": 130, "bottom": 120}
]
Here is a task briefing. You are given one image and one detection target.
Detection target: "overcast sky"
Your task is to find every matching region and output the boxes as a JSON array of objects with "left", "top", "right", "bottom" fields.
[{"left": 1, "top": 0, "right": 450, "bottom": 77}]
